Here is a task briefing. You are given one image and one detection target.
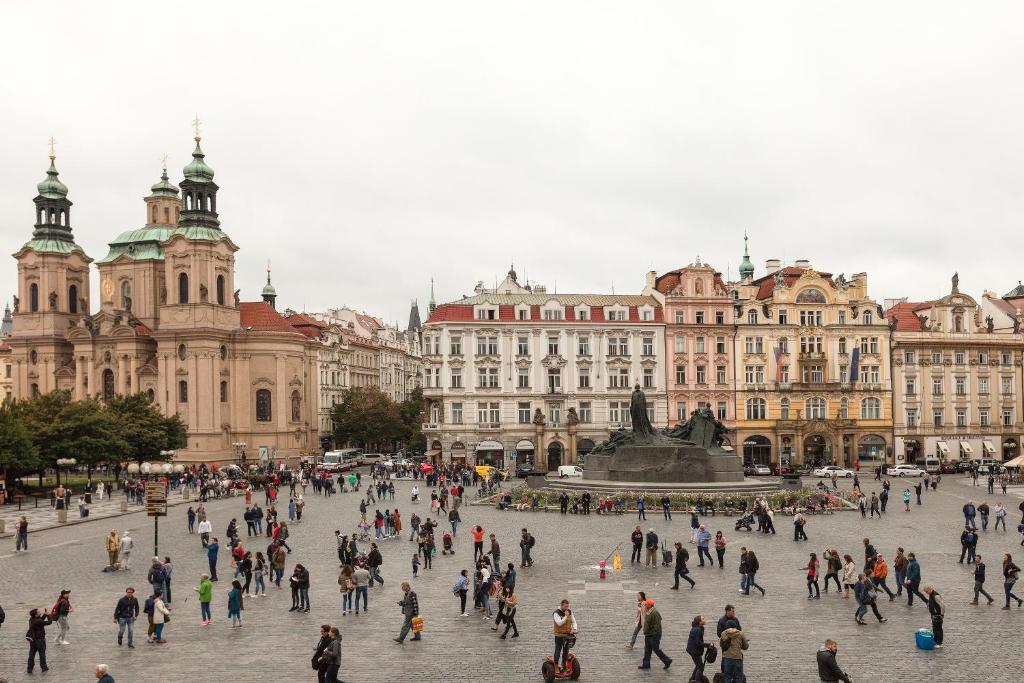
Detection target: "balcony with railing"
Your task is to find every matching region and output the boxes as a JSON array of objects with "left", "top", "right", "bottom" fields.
[
  {"left": 421, "top": 422, "right": 441, "bottom": 431},
  {"left": 798, "top": 351, "right": 826, "bottom": 361}
]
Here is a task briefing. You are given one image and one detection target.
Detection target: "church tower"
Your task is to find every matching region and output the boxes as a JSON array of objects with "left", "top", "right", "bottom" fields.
[
  {"left": 738, "top": 234, "right": 755, "bottom": 281},
  {"left": 157, "top": 121, "right": 239, "bottom": 330},
  {"left": 262, "top": 261, "right": 277, "bottom": 309},
  {"left": 10, "top": 141, "right": 92, "bottom": 397}
]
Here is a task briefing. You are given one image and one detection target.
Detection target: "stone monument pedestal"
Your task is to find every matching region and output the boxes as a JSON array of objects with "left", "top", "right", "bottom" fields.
[{"left": 584, "top": 444, "right": 744, "bottom": 483}]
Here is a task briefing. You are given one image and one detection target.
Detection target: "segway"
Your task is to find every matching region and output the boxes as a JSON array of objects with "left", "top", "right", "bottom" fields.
[
  {"left": 693, "top": 642, "right": 718, "bottom": 683},
  {"left": 542, "top": 635, "right": 581, "bottom": 681}
]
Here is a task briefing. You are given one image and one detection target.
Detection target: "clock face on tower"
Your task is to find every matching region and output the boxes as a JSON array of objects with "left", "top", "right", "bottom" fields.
[{"left": 101, "top": 277, "right": 114, "bottom": 301}]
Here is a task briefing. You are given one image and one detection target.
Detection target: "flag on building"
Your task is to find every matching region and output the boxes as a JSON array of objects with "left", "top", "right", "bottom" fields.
[
  {"left": 774, "top": 344, "right": 784, "bottom": 381},
  {"left": 850, "top": 347, "right": 860, "bottom": 384}
]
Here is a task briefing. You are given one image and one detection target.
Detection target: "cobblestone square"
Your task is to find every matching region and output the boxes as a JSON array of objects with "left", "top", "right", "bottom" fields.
[{"left": 0, "top": 473, "right": 1021, "bottom": 682}]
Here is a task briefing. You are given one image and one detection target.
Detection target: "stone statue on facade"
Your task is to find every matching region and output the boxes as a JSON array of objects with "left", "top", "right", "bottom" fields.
[
  {"left": 532, "top": 408, "right": 545, "bottom": 426},
  {"left": 48, "top": 290, "right": 58, "bottom": 309},
  {"left": 12, "top": 295, "right": 18, "bottom": 312},
  {"left": 234, "top": 289, "right": 241, "bottom": 306},
  {"left": 566, "top": 407, "right": 579, "bottom": 427},
  {"left": 159, "top": 285, "right": 167, "bottom": 304},
  {"left": 986, "top": 315, "right": 994, "bottom": 333},
  {"left": 952, "top": 272, "right": 959, "bottom": 294},
  {"left": 199, "top": 284, "right": 208, "bottom": 303}
]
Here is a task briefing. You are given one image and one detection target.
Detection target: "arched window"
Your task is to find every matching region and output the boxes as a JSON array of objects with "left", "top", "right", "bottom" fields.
[
  {"left": 216, "top": 275, "right": 225, "bottom": 305},
  {"left": 839, "top": 397, "right": 849, "bottom": 419},
  {"left": 805, "top": 396, "right": 826, "bottom": 419},
  {"left": 151, "top": 206, "right": 158, "bottom": 223},
  {"left": 164, "top": 207, "right": 171, "bottom": 223},
  {"left": 863, "top": 310, "right": 873, "bottom": 325},
  {"left": 102, "top": 368, "right": 115, "bottom": 401},
  {"left": 747, "top": 309, "right": 758, "bottom": 325},
  {"left": 121, "top": 280, "right": 131, "bottom": 309},
  {"left": 68, "top": 284, "right": 78, "bottom": 314},
  {"left": 291, "top": 390, "right": 301, "bottom": 421},
  {"left": 178, "top": 272, "right": 189, "bottom": 304},
  {"left": 861, "top": 397, "right": 881, "bottom": 419},
  {"left": 29, "top": 283, "right": 39, "bottom": 312},
  {"left": 220, "top": 381, "right": 228, "bottom": 402},
  {"left": 780, "top": 397, "right": 790, "bottom": 420},
  {"left": 745, "top": 397, "right": 766, "bottom": 420},
  {"left": 178, "top": 380, "right": 188, "bottom": 403},
  {"left": 146, "top": 388, "right": 155, "bottom": 403},
  {"left": 256, "top": 389, "right": 272, "bottom": 422}
]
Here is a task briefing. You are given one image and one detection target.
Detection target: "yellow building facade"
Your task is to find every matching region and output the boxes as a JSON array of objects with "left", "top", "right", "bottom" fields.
[{"left": 731, "top": 262, "right": 893, "bottom": 469}]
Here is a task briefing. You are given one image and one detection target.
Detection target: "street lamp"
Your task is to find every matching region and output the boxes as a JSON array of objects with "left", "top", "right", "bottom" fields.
[
  {"left": 55, "top": 458, "right": 77, "bottom": 488},
  {"left": 141, "top": 457, "right": 172, "bottom": 557}
]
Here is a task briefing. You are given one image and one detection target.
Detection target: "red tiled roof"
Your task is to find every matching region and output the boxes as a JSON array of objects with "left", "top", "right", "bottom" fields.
[
  {"left": 886, "top": 301, "right": 934, "bottom": 332},
  {"left": 349, "top": 337, "right": 379, "bottom": 349},
  {"left": 753, "top": 267, "right": 834, "bottom": 300},
  {"left": 0, "top": 341, "right": 9, "bottom": 352},
  {"left": 427, "top": 304, "right": 474, "bottom": 323},
  {"left": 356, "top": 314, "right": 384, "bottom": 330},
  {"left": 286, "top": 313, "right": 326, "bottom": 339},
  {"left": 133, "top": 321, "right": 153, "bottom": 337},
  {"left": 240, "top": 302, "right": 303, "bottom": 334},
  {"left": 989, "top": 297, "right": 1020, "bottom": 317}
]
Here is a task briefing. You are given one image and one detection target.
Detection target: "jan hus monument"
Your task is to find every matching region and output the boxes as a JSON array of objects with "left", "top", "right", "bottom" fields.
[{"left": 584, "top": 384, "right": 745, "bottom": 483}]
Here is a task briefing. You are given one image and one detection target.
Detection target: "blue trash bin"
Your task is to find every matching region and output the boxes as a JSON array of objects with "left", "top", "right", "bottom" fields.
[{"left": 915, "top": 628, "right": 935, "bottom": 650}]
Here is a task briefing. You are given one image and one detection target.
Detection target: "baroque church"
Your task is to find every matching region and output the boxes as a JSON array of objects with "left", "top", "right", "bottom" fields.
[{"left": 7, "top": 132, "right": 318, "bottom": 464}]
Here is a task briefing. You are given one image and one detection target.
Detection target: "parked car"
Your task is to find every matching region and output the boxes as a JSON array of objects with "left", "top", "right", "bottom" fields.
[
  {"left": 361, "top": 453, "right": 384, "bottom": 463},
  {"left": 557, "top": 465, "right": 584, "bottom": 479},
  {"left": 978, "top": 464, "right": 1007, "bottom": 475},
  {"left": 770, "top": 463, "right": 792, "bottom": 476},
  {"left": 940, "top": 462, "right": 959, "bottom": 474},
  {"left": 887, "top": 464, "right": 926, "bottom": 477},
  {"left": 516, "top": 462, "right": 536, "bottom": 478},
  {"left": 743, "top": 465, "right": 757, "bottom": 476},
  {"left": 812, "top": 466, "right": 854, "bottom": 478}
]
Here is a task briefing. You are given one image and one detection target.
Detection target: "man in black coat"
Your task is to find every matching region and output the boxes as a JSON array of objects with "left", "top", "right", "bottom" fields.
[
  {"left": 816, "top": 639, "right": 852, "bottom": 682},
  {"left": 313, "top": 624, "right": 332, "bottom": 683},
  {"left": 630, "top": 526, "right": 644, "bottom": 563}
]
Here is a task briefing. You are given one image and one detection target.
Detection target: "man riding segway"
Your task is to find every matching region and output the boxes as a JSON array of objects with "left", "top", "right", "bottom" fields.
[{"left": 543, "top": 599, "right": 580, "bottom": 681}]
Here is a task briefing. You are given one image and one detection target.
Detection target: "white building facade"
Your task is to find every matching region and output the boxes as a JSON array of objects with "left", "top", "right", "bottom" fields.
[{"left": 421, "top": 270, "right": 666, "bottom": 471}]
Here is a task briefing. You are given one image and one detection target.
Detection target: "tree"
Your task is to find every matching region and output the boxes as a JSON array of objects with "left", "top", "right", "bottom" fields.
[
  {"left": 331, "top": 386, "right": 403, "bottom": 450},
  {"left": 105, "top": 393, "right": 188, "bottom": 465},
  {"left": 0, "top": 403, "right": 39, "bottom": 485},
  {"left": 14, "top": 391, "right": 128, "bottom": 482},
  {"left": 398, "top": 386, "right": 426, "bottom": 452}
]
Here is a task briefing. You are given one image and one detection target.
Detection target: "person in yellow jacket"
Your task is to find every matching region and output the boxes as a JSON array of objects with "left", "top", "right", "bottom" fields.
[{"left": 106, "top": 530, "right": 120, "bottom": 569}]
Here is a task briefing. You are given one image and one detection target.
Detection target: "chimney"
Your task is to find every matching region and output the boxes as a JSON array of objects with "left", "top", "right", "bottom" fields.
[
  {"left": 646, "top": 270, "right": 657, "bottom": 289},
  {"left": 765, "top": 259, "right": 781, "bottom": 274},
  {"left": 533, "top": 284, "right": 547, "bottom": 293},
  {"left": 795, "top": 259, "right": 810, "bottom": 269}
]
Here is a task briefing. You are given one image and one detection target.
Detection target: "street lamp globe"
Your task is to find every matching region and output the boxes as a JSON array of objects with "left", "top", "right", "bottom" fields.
[
  {"left": 127, "top": 463, "right": 140, "bottom": 474},
  {"left": 173, "top": 464, "right": 185, "bottom": 474},
  {"left": 140, "top": 462, "right": 152, "bottom": 474},
  {"left": 161, "top": 463, "right": 173, "bottom": 474}
]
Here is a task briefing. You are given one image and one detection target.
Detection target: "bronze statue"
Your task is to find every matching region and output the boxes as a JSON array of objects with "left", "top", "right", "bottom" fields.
[{"left": 629, "top": 384, "right": 655, "bottom": 437}]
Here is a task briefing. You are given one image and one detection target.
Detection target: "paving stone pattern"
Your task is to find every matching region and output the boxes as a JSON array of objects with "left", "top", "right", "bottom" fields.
[{"left": 0, "top": 474, "right": 1021, "bottom": 682}]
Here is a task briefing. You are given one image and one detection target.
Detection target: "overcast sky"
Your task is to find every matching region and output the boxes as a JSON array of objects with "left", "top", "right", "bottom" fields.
[{"left": 3, "top": 2, "right": 1023, "bottom": 325}]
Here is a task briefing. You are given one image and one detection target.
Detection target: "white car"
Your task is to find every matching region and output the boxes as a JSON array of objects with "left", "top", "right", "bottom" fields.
[
  {"left": 813, "top": 466, "right": 854, "bottom": 478},
  {"left": 557, "top": 465, "right": 584, "bottom": 478},
  {"left": 753, "top": 465, "right": 771, "bottom": 476},
  {"left": 887, "top": 465, "right": 926, "bottom": 477}
]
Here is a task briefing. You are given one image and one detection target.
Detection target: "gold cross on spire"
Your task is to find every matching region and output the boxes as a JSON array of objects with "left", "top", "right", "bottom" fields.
[
  {"left": 48, "top": 136, "right": 56, "bottom": 160},
  {"left": 192, "top": 115, "right": 202, "bottom": 141},
  {"left": 160, "top": 153, "right": 168, "bottom": 170}
]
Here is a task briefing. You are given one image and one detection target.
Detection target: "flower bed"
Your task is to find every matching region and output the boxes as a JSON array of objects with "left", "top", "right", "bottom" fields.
[{"left": 480, "top": 486, "right": 857, "bottom": 514}]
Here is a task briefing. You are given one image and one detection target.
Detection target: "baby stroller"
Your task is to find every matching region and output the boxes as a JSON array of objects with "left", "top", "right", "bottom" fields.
[
  {"left": 734, "top": 512, "right": 754, "bottom": 532},
  {"left": 661, "top": 541, "right": 672, "bottom": 567},
  {"left": 441, "top": 532, "right": 454, "bottom": 555}
]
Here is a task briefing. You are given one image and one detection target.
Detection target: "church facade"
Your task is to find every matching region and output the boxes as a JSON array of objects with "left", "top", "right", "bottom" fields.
[{"left": 7, "top": 134, "right": 318, "bottom": 464}]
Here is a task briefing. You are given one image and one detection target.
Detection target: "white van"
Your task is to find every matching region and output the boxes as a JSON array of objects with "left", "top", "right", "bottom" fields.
[
  {"left": 923, "top": 456, "right": 941, "bottom": 474},
  {"left": 557, "top": 465, "right": 583, "bottom": 479}
]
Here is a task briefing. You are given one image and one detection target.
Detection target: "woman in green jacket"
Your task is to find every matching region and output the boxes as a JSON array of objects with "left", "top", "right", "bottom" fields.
[{"left": 195, "top": 574, "right": 213, "bottom": 625}]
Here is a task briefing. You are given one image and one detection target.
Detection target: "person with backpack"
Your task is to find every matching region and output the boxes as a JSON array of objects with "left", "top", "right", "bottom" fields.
[
  {"left": 671, "top": 542, "right": 695, "bottom": 589},
  {"left": 854, "top": 574, "right": 886, "bottom": 624},
  {"left": 686, "top": 614, "right": 709, "bottom": 681},
  {"left": 143, "top": 591, "right": 156, "bottom": 643},
  {"left": 960, "top": 526, "right": 978, "bottom": 564},
  {"left": 53, "top": 589, "right": 73, "bottom": 645},
  {"left": 520, "top": 528, "right": 535, "bottom": 567},
  {"left": 719, "top": 623, "right": 748, "bottom": 683},
  {"left": 148, "top": 558, "right": 167, "bottom": 603}
]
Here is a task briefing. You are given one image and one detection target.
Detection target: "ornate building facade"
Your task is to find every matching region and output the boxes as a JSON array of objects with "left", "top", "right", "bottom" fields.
[
  {"left": 653, "top": 261, "right": 737, "bottom": 442},
  {"left": 421, "top": 268, "right": 666, "bottom": 471},
  {"left": 7, "top": 136, "right": 318, "bottom": 464},
  {"left": 730, "top": 259, "right": 893, "bottom": 468},
  {"left": 888, "top": 278, "right": 1024, "bottom": 464}
]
